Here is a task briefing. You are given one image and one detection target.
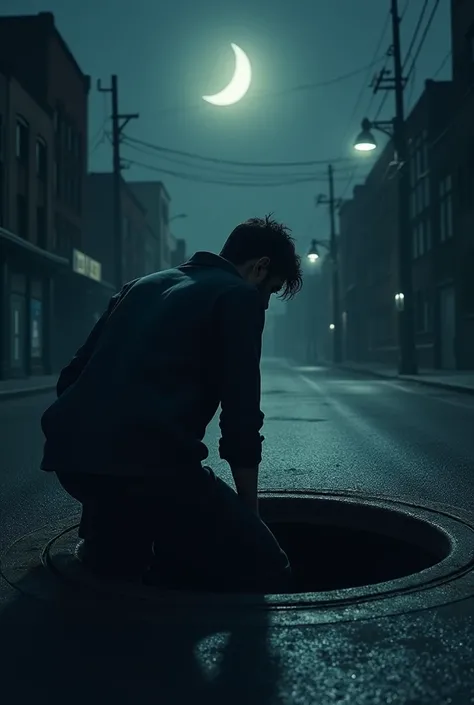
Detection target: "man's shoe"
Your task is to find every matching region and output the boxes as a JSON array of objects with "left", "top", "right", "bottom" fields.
[{"left": 74, "top": 539, "right": 143, "bottom": 581}]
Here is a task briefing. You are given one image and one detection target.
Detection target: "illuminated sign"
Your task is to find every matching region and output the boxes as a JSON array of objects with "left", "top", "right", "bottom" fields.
[{"left": 72, "top": 249, "right": 102, "bottom": 282}]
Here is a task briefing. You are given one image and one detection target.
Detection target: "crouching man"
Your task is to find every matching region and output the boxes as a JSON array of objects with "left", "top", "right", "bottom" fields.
[{"left": 40, "top": 215, "right": 302, "bottom": 593}]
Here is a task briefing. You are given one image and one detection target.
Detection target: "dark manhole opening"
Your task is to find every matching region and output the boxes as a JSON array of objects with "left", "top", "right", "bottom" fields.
[{"left": 265, "top": 514, "right": 449, "bottom": 593}]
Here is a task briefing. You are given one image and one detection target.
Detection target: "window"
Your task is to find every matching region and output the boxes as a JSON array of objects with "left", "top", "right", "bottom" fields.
[
  {"left": 415, "top": 291, "right": 431, "bottom": 332},
  {"left": 30, "top": 298, "right": 43, "bottom": 359},
  {"left": 424, "top": 176, "right": 430, "bottom": 208},
  {"left": 67, "top": 124, "right": 73, "bottom": 152},
  {"left": 0, "top": 113, "right": 3, "bottom": 159},
  {"left": 418, "top": 221, "right": 425, "bottom": 257},
  {"left": 0, "top": 163, "right": 4, "bottom": 227},
  {"left": 76, "top": 178, "right": 82, "bottom": 211},
  {"left": 36, "top": 138, "right": 47, "bottom": 180},
  {"left": 412, "top": 225, "right": 418, "bottom": 259},
  {"left": 440, "top": 175, "right": 454, "bottom": 241},
  {"left": 16, "top": 194, "right": 28, "bottom": 238},
  {"left": 425, "top": 218, "right": 432, "bottom": 251},
  {"left": 468, "top": 28, "right": 474, "bottom": 64},
  {"left": 36, "top": 205, "right": 47, "bottom": 248},
  {"left": 458, "top": 158, "right": 474, "bottom": 212},
  {"left": 161, "top": 201, "right": 169, "bottom": 226},
  {"left": 422, "top": 130, "right": 429, "bottom": 173},
  {"left": 54, "top": 161, "right": 60, "bottom": 197},
  {"left": 16, "top": 118, "right": 29, "bottom": 162}
]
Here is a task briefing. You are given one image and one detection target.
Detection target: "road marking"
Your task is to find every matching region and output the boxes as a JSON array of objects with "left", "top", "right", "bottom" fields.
[{"left": 300, "top": 372, "right": 474, "bottom": 412}]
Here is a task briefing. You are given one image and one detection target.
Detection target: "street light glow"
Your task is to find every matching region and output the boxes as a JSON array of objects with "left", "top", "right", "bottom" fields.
[
  {"left": 307, "top": 239, "right": 320, "bottom": 263},
  {"left": 354, "top": 118, "right": 378, "bottom": 152},
  {"left": 329, "top": 323, "right": 335, "bottom": 330},
  {"left": 354, "top": 140, "right": 377, "bottom": 152}
]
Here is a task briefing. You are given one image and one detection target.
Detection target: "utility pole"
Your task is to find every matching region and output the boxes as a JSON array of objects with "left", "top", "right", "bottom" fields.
[
  {"left": 97, "top": 75, "right": 139, "bottom": 291},
  {"left": 316, "top": 164, "right": 343, "bottom": 364},
  {"left": 371, "top": 0, "right": 417, "bottom": 374}
]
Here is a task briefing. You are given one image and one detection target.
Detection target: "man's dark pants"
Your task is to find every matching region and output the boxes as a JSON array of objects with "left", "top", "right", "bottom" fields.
[{"left": 56, "top": 466, "right": 292, "bottom": 594}]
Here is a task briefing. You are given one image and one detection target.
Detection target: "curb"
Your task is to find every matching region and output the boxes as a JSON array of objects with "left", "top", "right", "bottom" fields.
[
  {"left": 0, "top": 384, "right": 56, "bottom": 401},
  {"left": 341, "top": 365, "right": 474, "bottom": 396}
]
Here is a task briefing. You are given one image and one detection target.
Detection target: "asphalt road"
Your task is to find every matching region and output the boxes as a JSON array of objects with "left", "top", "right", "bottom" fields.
[
  {"left": 2, "top": 359, "right": 474, "bottom": 553},
  {"left": 2, "top": 359, "right": 474, "bottom": 705}
]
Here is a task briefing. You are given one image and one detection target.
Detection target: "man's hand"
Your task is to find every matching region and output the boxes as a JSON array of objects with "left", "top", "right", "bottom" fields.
[{"left": 231, "top": 466, "right": 259, "bottom": 516}]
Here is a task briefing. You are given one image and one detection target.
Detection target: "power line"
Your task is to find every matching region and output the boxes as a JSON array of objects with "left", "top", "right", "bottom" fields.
[
  {"left": 122, "top": 157, "right": 365, "bottom": 187},
  {"left": 340, "top": 11, "right": 392, "bottom": 200},
  {"left": 121, "top": 138, "right": 360, "bottom": 180},
  {"left": 405, "top": 0, "right": 441, "bottom": 81},
  {"left": 432, "top": 49, "right": 452, "bottom": 79},
  {"left": 340, "top": 0, "right": 412, "bottom": 201},
  {"left": 402, "top": 0, "right": 430, "bottom": 69},
  {"left": 122, "top": 134, "right": 355, "bottom": 168}
]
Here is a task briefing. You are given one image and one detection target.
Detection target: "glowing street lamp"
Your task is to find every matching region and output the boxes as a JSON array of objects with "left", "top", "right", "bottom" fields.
[
  {"left": 354, "top": 118, "right": 378, "bottom": 152},
  {"left": 329, "top": 323, "right": 335, "bottom": 331},
  {"left": 306, "top": 239, "right": 320, "bottom": 263},
  {"left": 395, "top": 292, "right": 405, "bottom": 312}
]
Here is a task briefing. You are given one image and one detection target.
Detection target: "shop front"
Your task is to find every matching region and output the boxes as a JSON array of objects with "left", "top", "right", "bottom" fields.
[
  {"left": 0, "top": 227, "right": 68, "bottom": 380},
  {"left": 52, "top": 248, "right": 115, "bottom": 371}
]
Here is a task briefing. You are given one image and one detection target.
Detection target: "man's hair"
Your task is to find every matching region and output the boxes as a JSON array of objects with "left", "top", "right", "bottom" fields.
[{"left": 220, "top": 214, "right": 303, "bottom": 300}]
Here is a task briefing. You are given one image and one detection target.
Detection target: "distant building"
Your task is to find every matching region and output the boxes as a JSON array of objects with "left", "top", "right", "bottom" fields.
[
  {"left": 84, "top": 173, "right": 160, "bottom": 285},
  {"left": 128, "top": 181, "right": 172, "bottom": 271},
  {"left": 170, "top": 235, "right": 187, "bottom": 268},
  {"left": 273, "top": 261, "right": 321, "bottom": 364},
  {"left": 0, "top": 12, "right": 94, "bottom": 378}
]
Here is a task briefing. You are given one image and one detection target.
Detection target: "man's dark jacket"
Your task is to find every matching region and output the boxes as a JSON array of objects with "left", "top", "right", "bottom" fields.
[{"left": 41, "top": 252, "right": 265, "bottom": 477}]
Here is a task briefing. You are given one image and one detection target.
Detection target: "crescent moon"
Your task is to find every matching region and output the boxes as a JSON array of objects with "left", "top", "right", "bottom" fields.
[{"left": 202, "top": 43, "right": 252, "bottom": 107}]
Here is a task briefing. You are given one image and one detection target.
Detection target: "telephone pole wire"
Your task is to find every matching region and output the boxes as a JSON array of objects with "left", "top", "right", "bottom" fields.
[{"left": 97, "top": 75, "right": 139, "bottom": 290}]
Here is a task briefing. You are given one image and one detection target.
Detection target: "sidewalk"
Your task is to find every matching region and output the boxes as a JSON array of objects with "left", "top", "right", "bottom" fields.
[
  {"left": 0, "top": 374, "right": 57, "bottom": 401},
  {"left": 342, "top": 361, "right": 474, "bottom": 395}
]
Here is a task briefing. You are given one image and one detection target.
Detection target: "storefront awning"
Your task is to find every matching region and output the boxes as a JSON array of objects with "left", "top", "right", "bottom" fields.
[{"left": 0, "top": 227, "right": 69, "bottom": 268}]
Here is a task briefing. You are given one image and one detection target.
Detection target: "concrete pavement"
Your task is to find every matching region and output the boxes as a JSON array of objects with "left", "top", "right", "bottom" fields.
[{"left": 1, "top": 360, "right": 474, "bottom": 703}]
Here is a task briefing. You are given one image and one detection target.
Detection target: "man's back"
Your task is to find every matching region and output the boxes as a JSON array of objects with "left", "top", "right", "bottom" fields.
[{"left": 41, "top": 252, "right": 265, "bottom": 477}]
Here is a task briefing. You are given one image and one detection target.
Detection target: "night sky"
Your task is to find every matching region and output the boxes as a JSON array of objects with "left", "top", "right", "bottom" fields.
[{"left": 1, "top": 0, "right": 451, "bottom": 260}]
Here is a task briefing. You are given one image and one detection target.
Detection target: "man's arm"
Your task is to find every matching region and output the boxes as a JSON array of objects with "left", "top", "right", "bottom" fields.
[
  {"left": 217, "top": 285, "right": 265, "bottom": 514},
  {"left": 56, "top": 280, "right": 138, "bottom": 397}
]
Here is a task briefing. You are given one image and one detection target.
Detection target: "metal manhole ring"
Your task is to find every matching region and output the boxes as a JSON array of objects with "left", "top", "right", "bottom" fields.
[{"left": 3, "top": 489, "right": 474, "bottom": 626}]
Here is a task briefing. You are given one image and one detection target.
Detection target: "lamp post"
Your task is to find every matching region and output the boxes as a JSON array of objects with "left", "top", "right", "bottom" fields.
[
  {"left": 353, "top": 0, "right": 417, "bottom": 376},
  {"left": 306, "top": 231, "right": 342, "bottom": 364},
  {"left": 310, "top": 164, "right": 343, "bottom": 365}
]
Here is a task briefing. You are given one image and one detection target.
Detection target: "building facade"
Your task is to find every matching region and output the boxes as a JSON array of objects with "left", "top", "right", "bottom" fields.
[
  {"left": 84, "top": 173, "right": 160, "bottom": 285},
  {"left": 339, "top": 142, "right": 399, "bottom": 366},
  {"left": 170, "top": 235, "right": 187, "bottom": 268},
  {"left": 338, "top": 0, "right": 474, "bottom": 372},
  {"left": 0, "top": 12, "right": 97, "bottom": 377},
  {"left": 0, "top": 65, "right": 69, "bottom": 378}
]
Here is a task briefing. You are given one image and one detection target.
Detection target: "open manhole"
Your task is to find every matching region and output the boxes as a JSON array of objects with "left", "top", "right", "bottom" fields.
[
  {"left": 2, "top": 490, "right": 474, "bottom": 626},
  {"left": 265, "top": 508, "right": 448, "bottom": 593}
]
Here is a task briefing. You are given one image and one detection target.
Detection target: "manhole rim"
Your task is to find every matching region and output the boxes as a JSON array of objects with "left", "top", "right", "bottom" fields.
[{"left": 39, "top": 489, "right": 474, "bottom": 610}]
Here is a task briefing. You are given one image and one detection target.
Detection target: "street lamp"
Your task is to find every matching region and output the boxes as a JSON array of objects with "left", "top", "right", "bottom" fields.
[
  {"left": 306, "top": 239, "right": 320, "bottom": 263},
  {"left": 354, "top": 118, "right": 396, "bottom": 154}
]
